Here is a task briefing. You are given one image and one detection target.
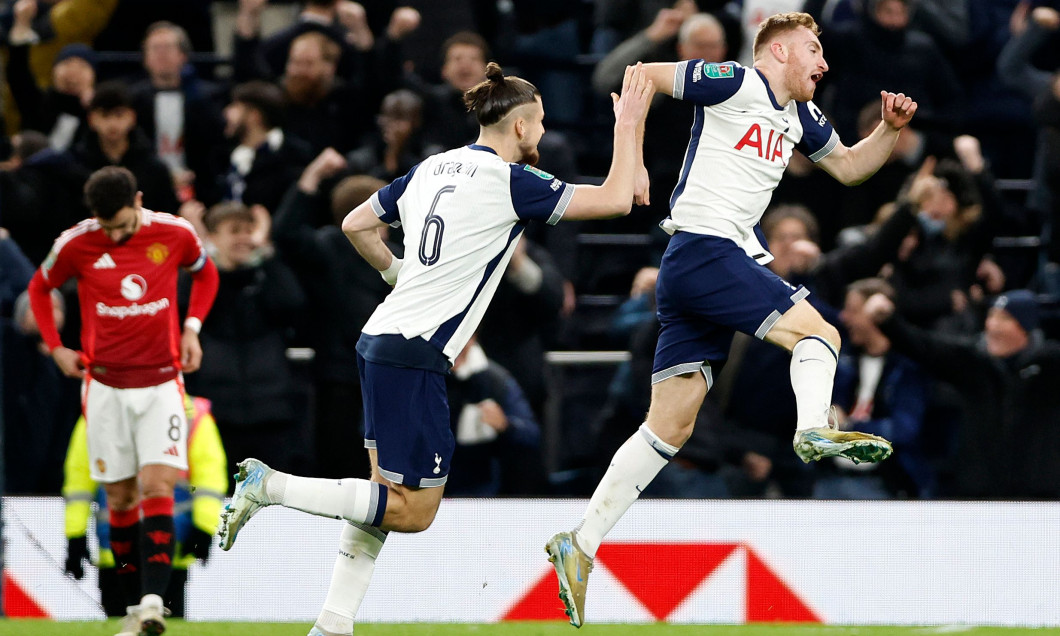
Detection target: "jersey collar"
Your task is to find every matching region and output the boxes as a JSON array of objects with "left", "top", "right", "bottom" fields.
[
  {"left": 467, "top": 144, "right": 498, "bottom": 155},
  {"left": 754, "top": 69, "right": 785, "bottom": 111}
]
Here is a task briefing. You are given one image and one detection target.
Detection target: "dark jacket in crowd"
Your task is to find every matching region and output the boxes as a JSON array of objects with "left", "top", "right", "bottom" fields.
[
  {"left": 417, "top": 82, "right": 479, "bottom": 151},
  {"left": 271, "top": 184, "right": 396, "bottom": 381},
  {"left": 832, "top": 350, "right": 932, "bottom": 497},
  {"left": 445, "top": 356, "right": 543, "bottom": 496},
  {"left": 182, "top": 257, "right": 306, "bottom": 427},
  {"left": 476, "top": 240, "right": 566, "bottom": 415},
  {"left": 129, "top": 68, "right": 227, "bottom": 205},
  {"left": 220, "top": 132, "right": 314, "bottom": 214},
  {"left": 0, "top": 148, "right": 89, "bottom": 265},
  {"left": 819, "top": 9, "right": 963, "bottom": 138},
  {"left": 284, "top": 80, "right": 371, "bottom": 156},
  {"left": 879, "top": 315, "right": 1060, "bottom": 499},
  {"left": 72, "top": 128, "right": 180, "bottom": 214},
  {"left": 6, "top": 43, "right": 87, "bottom": 150}
]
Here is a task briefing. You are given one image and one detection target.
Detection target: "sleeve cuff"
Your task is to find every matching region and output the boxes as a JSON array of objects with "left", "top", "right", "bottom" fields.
[
  {"left": 546, "top": 184, "right": 576, "bottom": 225},
  {"left": 808, "top": 131, "right": 840, "bottom": 162}
]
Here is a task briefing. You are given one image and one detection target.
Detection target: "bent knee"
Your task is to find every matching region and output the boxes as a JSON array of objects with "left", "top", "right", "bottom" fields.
[{"left": 814, "top": 323, "right": 841, "bottom": 353}]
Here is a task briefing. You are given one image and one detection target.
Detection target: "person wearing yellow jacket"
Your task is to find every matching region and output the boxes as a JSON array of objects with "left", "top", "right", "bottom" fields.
[{"left": 63, "top": 394, "right": 227, "bottom": 617}]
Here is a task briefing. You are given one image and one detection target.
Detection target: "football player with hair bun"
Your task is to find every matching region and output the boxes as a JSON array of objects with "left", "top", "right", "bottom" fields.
[{"left": 218, "top": 62, "right": 654, "bottom": 636}]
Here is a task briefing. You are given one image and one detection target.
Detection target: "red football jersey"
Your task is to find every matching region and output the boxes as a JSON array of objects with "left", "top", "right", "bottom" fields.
[{"left": 41, "top": 209, "right": 208, "bottom": 388}]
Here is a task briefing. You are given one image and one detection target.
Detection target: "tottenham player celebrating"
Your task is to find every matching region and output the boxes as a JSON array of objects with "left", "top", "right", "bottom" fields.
[
  {"left": 218, "top": 63, "right": 654, "bottom": 636},
  {"left": 546, "top": 11, "right": 918, "bottom": 628},
  {"left": 28, "top": 166, "right": 218, "bottom": 636}
]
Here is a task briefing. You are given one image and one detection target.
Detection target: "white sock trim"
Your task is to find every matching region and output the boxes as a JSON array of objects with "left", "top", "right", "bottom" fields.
[{"left": 638, "top": 423, "right": 680, "bottom": 458}]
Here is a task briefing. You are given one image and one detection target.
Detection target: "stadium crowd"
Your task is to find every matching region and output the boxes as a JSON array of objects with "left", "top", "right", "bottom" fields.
[{"left": 3, "top": 0, "right": 1060, "bottom": 510}]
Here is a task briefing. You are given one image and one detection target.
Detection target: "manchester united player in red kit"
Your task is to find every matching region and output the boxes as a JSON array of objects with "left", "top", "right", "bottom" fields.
[{"left": 28, "top": 166, "right": 218, "bottom": 636}]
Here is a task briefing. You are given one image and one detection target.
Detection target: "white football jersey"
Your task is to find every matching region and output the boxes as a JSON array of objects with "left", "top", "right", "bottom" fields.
[
  {"left": 664, "top": 59, "right": 839, "bottom": 264},
  {"left": 361, "top": 144, "right": 574, "bottom": 363}
]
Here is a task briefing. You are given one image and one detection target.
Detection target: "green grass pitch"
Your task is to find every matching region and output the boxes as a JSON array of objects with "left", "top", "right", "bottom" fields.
[{"left": 0, "top": 621, "right": 1051, "bottom": 636}]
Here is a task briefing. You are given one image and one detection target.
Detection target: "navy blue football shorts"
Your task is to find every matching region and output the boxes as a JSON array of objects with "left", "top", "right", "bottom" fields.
[
  {"left": 652, "top": 231, "right": 809, "bottom": 388},
  {"left": 358, "top": 353, "right": 454, "bottom": 488}
]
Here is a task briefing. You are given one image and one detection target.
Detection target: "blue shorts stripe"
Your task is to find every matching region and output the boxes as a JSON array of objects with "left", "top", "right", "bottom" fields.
[
  {"left": 653, "top": 232, "right": 810, "bottom": 376},
  {"left": 358, "top": 353, "right": 454, "bottom": 488}
]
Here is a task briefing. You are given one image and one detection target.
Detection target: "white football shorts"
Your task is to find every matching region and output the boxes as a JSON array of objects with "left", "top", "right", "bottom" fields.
[{"left": 83, "top": 377, "right": 189, "bottom": 483}]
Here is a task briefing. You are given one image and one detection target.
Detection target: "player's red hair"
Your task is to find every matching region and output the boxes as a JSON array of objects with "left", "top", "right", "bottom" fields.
[{"left": 752, "top": 12, "right": 821, "bottom": 61}]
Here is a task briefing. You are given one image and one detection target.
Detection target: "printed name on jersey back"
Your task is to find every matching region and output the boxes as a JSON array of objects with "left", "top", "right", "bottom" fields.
[
  {"left": 734, "top": 123, "right": 786, "bottom": 164},
  {"left": 433, "top": 160, "right": 479, "bottom": 178}
]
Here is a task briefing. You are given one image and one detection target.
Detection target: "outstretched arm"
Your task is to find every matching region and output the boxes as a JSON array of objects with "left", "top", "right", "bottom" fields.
[
  {"left": 562, "top": 64, "right": 655, "bottom": 220},
  {"left": 817, "top": 91, "right": 917, "bottom": 186}
]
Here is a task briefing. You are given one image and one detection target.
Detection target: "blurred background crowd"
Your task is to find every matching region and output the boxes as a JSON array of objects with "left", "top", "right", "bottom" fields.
[{"left": 2, "top": 0, "right": 1060, "bottom": 504}]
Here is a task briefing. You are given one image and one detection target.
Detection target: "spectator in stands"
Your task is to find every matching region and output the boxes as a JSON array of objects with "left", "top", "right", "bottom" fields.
[
  {"left": 0, "top": 228, "right": 34, "bottom": 315},
  {"left": 445, "top": 336, "right": 544, "bottom": 496},
  {"left": 822, "top": 277, "right": 931, "bottom": 499},
  {"left": 768, "top": 196, "right": 918, "bottom": 310},
  {"left": 885, "top": 147, "right": 1012, "bottom": 331},
  {"left": 219, "top": 81, "right": 314, "bottom": 214},
  {"left": 346, "top": 88, "right": 431, "bottom": 181},
  {"left": 5, "top": 286, "right": 82, "bottom": 494},
  {"left": 183, "top": 202, "right": 307, "bottom": 481},
  {"left": 828, "top": 100, "right": 933, "bottom": 240},
  {"left": 5, "top": 33, "right": 95, "bottom": 151},
  {"left": 591, "top": 10, "right": 728, "bottom": 232},
  {"left": 1, "top": 0, "right": 117, "bottom": 134},
  {"left": 477, "top": 238, "right": 567, "bottom": 426},
  {"left": 271, "top": 149, "right": 395, "bottom": 479},
  {"left": 997, "top": 4, "right": 1060, "bottom": 292},
  {"left": 1038, "top": 75, "right": 1060, "bottom": 295},
  {"left": 591, "top": 0, "right": 740, "bottom": 57},
  {"left": 130, "top": 21, "right": 226, "bottom": 206},
  {"left": 233, "top": 0, "right": 417, "bottom": 112},
  {"left": 234, "top": 0, "right": 371, "bottom": 81},
  {"left": 63, "top": 394, "right": 227, "bottom": 617},
  {"left": 0, "top": 130, "right": 89, "bottom": 265},
  {"left": 818, "top": 0, "right": 963, "bottom": 139},
  {"left": 72, "top": 81, "right": 180, "bottom": 214},
  {"left": 279, "top": 31, "right": 373, "bottom": 154},
  {"left": 865, "top": 288, "right": 1060, "bottom": 499},
  {"left": 416, "top": 31, "right": 490, "bottom": 151}
]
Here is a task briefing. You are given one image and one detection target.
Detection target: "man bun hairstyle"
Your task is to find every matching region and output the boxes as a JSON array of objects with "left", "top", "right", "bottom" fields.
[
  {"left": 85, "top": 166, "right": 138, "bottom": 220},
  {"left": 463, "top": 62, "right": 540, "bottom": 127}
]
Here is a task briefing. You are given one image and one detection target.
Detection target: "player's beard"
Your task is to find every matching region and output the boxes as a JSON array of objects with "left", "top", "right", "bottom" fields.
[
  {"left": 786, "top": 64, "right": 815, "bottom": 102},
  {"left": 518, "top": 144, "right": 540, "bottom": 167}
]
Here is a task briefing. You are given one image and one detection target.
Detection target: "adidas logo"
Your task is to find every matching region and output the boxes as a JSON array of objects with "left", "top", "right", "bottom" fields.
[
  {"left": 93, "top": 253, "right": 116, "bottom": 269},
  {"left": 163, "top": 445, "right": 180, "bottom": 457}
]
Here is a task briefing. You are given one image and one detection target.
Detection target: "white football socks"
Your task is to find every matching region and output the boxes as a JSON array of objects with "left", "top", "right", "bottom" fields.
[
  {"left": 790, "top": 336, "right": 839, "bottom": 431},
  {"left": 574, "top": 424, "right": 677, "bottom": 558},
  {"left": 265, "top": 472, "right": 386, "bottom": 526},
  {"left": 315, "top": 522, "right": 387, "bottom": 636}
]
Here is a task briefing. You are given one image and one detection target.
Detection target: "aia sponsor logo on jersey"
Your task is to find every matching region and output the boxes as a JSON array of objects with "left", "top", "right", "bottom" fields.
[
  {"left": 734, "top": 123, "right": 785, "bottom": 164},
  {"left": 146, "top": 242, "right": 169, "bottom": 265},
  {"left": 120, "top": 274, "right": 148, "bottom": 301}
]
